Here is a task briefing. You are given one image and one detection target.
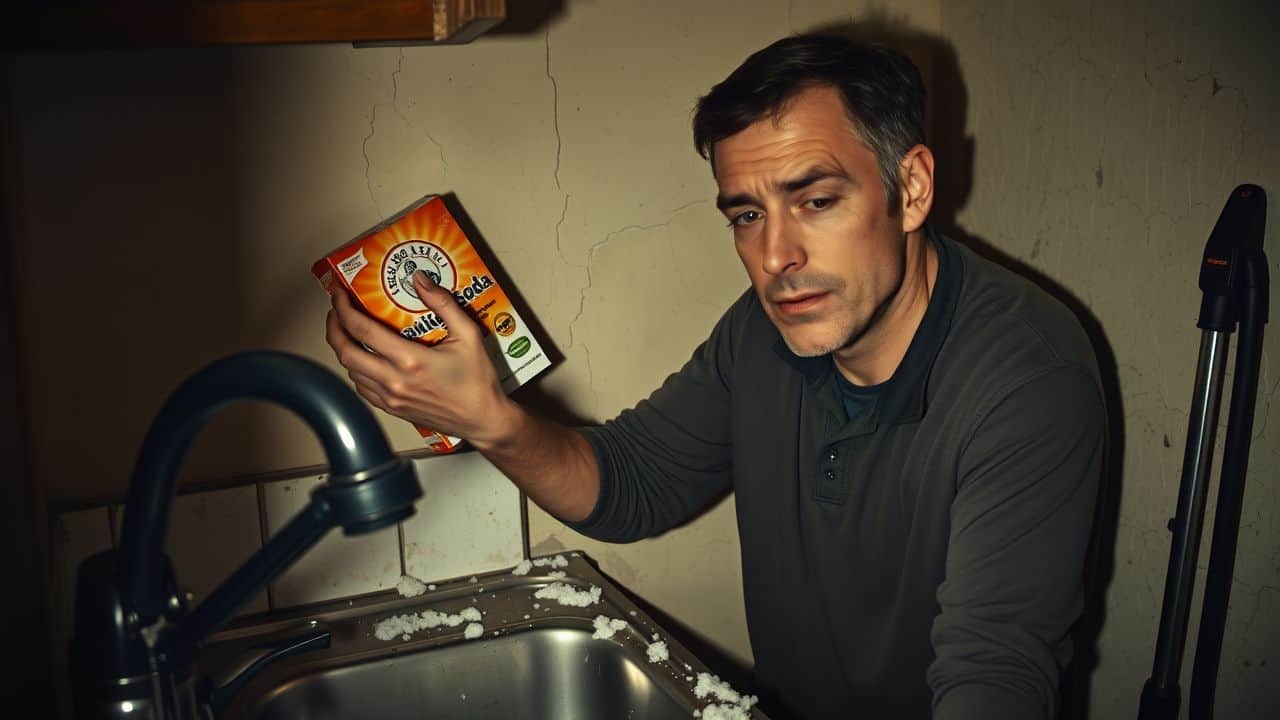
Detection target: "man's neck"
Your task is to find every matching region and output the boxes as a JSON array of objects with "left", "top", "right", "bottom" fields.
[{"left": 832, "top": 229, "right": 938, "bottom": 386}]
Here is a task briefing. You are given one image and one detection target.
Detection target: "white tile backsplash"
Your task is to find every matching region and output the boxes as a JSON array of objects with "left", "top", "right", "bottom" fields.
[
  {"left": 51, "top": 449, "right": 525, "bottom": 626},
  {"left": 402, "top": 451, "right": 524, "bottom": 584},
  {"left": 264, "top": 474, "right": 402, "bottom": 608},
  {"left": 113, "top": 490, "right": 268, "bottom": 619},
  {"left": 166, "top": 486, "right": 268, "bottom": 616}
]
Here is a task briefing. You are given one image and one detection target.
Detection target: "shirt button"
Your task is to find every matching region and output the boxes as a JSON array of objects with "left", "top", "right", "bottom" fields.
[
  {"left": 824, "top": 469, "right": 837, "bottom": 481},
  {"left": 827, "top": 449, "right": 838, "bottom": 463}
]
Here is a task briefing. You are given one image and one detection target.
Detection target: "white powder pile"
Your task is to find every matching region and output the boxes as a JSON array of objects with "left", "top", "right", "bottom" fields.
[
  {"left": 469, "top": 576, "right": 478, "bottom": 583},
  {"left": 693, "top": 673, "right": 758, "bottom": 720},
  {"left": 512, "top": 554, "right": 571, "bottom": 576},
  {"left": 592, "top": 615, "right": 628, "bottom": 639},
  {"left": 395, "top": 575, "right": 428, "bottom": 598},
  {"left": 701, "top": 704, "right": 755, "bottom": 720},
  {"left": 646, "top": 641, "right": 669, "bottom": 663},
  {"left": 533, "top": 582, "right": 602, "bottom": 607},
  {"left": 373, "top": 606, "right": 484, "bottom": 641},
  {"left": 548, "top": 570, "right": 567, "bottom": 579},
  {"left": 463, "top": 623, "right": 484, "bottom": 639}
]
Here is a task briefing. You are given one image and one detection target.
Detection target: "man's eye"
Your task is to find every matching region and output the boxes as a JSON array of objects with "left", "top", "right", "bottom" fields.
[
  {"left": 730, "top": 210, "right": 761, "bottom": 227},
  {"left": 805, "top": 197, "right": 835, "bottom": 210}
]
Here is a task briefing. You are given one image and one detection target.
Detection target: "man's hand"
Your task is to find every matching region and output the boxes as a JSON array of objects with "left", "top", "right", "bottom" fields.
[
  {"left": 325, "top": 269, "right": 601, "bottom": 522},
  {"left": 325, "top": 270, "right": 519, "bottom": 450}
]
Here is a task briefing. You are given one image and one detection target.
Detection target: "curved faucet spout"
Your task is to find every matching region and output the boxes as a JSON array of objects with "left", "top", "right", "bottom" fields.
[
  {"left": 73, "top": 351, "right": 421, "bottom": 719},
  {"left": 118, "top": 350, "right": 408, "bottom": 625}
]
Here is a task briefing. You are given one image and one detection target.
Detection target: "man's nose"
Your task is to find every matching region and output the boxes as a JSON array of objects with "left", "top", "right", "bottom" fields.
[{"left": 761, "top": 213, "right": 805, "bottom": 276}]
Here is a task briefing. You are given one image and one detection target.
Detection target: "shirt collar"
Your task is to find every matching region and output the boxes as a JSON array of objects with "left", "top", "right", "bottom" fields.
[{"left": 771, "top": 226, "right": 962, "bottom": 425}]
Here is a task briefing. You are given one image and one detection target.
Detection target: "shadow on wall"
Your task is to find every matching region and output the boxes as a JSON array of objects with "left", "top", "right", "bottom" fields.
[{"left": 803, "top": 15, "right": 1126, "bottom": 720}]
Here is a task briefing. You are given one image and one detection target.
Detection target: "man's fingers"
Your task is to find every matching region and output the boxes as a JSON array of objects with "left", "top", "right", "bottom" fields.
[
  {"left": 351, "top": 377, "right": 391, "bottom": 413},
  {"left": 326, "top": 305, "right": 400, "bottom": 385},
  {"left": 330, "top": 289, "right": 420, "bottom": 364},
  {"left": 413, "top": 271, "right": 481, "bottom": 343}
]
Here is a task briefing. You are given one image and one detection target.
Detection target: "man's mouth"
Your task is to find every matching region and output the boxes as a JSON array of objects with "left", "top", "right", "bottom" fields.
[{"left": 772, "top": 291, "right": 829, "bottom": 317}]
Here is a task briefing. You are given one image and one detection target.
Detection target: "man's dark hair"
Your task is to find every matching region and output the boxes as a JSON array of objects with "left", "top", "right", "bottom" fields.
[{"left": 693, "top": 34, "right": 926, "bottom": 215}]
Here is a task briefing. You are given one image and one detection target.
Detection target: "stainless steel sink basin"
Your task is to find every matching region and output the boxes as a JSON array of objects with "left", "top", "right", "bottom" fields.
[
  {"left": 254, "top": 627, "right": 687, "bottom": 719},
  {"left": 199, "top": 553, "right": 765, "bottom": 719}
]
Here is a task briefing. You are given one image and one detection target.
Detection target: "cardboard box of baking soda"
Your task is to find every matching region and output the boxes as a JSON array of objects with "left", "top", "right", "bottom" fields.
[{"left": 312, "top": 195, "right": 551, "bottom": 453}]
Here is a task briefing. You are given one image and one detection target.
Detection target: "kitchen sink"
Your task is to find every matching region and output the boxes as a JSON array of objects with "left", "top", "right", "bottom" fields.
[{"left": 198, "top": 553, "right": 765, "bottom": 719}]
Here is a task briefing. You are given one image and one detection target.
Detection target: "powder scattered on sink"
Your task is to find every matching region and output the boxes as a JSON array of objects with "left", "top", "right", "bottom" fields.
[
  {"left": 694, "top": 673, "right": 742, "bottom": 703},
  {"left": 373, "top": 605, "right": 485, "bottom": 641},
  {"left": 514, "top": 555, "right": 571, "bottom": 575},
  {"left": 592, "top": 615, "right": 628, "bottom": 639},
  {"left": 395, "top": 575, "right": 428, "bottom": 598},
  {"left": 463, "top": 623, "right": 484, "bottom": 640},
  {"left": 548, "top": 570, "right": 567, "bottom": 579},
  {"left": 533, "top": 603, "right": 541, "bottom": 609},
  {"left": 646, "top": 641, "right": 669, "bottom": 663},
  {"left": 652, "top": 633, "right": 660, "bottom": 641},
  {"left": 428, "top": 584, "right": 436, "bottom": 591},
  {"left": 693, "top": 673, "right": 758, "bottom": 719},
  {"left": 469, "top": 576, "right": 478, "bottom": 583},
  {"left": 523, "top": 614, "right": 531, "bottom": 620},
  {"left": 704, "top": 702, "right": 758, "bottom": 719},
  {"left": 534, "top": 582, "right": 602, "bottom": 607},
  {"left": 701, "top": 703, "right": 755, "bottom": 720}
]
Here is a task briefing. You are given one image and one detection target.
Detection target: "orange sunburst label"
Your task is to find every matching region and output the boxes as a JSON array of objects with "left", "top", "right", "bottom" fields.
[{"left": 312, "top": 195, "right": 551, "bottom": 452}]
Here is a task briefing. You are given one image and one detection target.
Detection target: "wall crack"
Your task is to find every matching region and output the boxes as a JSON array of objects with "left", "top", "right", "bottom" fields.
[{"left": 566, "top": 201, "right": 710, "bottom": 414}]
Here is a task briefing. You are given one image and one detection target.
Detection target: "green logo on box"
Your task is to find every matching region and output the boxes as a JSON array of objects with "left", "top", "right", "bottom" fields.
[{"left": 507, "top": 336, "right": 532, "bottom": 358}]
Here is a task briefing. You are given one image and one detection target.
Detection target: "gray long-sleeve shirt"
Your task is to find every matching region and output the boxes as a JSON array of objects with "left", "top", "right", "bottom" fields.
[{"left": 570, "top": 231, "right": 1105, "bottom": 719}]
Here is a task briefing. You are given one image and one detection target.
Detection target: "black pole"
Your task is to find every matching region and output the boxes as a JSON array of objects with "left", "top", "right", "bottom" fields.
[
  {"left": 1189, "top": 248, "right": 1269, "bottom": 720},
  {"left": 1139, "top": 330, "right": 1228, "bottom": 720},
  {"left": 1139, "top": 184, "right": 1267, "bottom": 720}
]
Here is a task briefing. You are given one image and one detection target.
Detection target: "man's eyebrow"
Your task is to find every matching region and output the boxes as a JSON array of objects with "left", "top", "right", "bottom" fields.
[
  {"left": 779, "top": 166, "right": 851, "bottom": 194},
  {"left": 716, "top": 191, "right": 758, "bottom": 212},
  {"left": 715, "top": 166, "right": 853, "bottom": 212}
]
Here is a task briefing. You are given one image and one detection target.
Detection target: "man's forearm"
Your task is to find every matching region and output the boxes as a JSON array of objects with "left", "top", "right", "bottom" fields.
[{"left": 469, "top": 399, "right": 601, "bottom": 523}]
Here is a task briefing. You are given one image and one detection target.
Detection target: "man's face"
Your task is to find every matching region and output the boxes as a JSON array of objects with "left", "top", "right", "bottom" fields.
[{"left": 714, "top": 85, "right": 907, "bottom": 359}]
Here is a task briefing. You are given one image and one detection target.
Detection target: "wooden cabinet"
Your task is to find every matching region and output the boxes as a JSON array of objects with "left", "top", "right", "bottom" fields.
[{"left": 3, "top": 0, "right": 507, "bottom": 49}]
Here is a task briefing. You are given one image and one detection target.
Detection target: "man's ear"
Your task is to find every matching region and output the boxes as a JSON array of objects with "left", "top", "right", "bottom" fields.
[{"left": 898, "top": 144, "right": 935, "bottom": 233}]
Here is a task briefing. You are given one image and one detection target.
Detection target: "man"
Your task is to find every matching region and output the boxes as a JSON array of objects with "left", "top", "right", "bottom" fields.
[{"left": 326, "top": 34, "right": 1104, "bottom": 719}]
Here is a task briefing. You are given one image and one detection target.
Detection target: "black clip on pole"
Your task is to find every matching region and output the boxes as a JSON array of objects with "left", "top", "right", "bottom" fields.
[{"left": 1139, "top": 184, "right": 1268, "bottom": 720}]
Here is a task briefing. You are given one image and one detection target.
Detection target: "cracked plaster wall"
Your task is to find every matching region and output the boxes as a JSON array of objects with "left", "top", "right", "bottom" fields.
[
  {"left": 943, "top": 0, "right": 1279, "bottom": 716},
  {"left": 7, "top": 0, "right": 1273, "bottom": 712}
]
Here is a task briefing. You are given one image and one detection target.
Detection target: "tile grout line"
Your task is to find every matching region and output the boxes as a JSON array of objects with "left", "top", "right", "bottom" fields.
[
  {"left": 397, "top": 521, "right": 407, "bottom": 578},
  {"left": 256, "top": 480, "right": 274, "bottom": 612}
]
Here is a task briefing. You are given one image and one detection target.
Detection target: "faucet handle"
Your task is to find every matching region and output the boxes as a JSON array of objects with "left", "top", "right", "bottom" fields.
[{"left": 200, "top": 621, "right": 332, "bottom": 718}]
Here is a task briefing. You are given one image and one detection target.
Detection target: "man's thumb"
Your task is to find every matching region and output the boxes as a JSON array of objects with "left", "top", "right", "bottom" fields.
[{"left": 413, "top": 271, "right": 479, "bottom": 341}]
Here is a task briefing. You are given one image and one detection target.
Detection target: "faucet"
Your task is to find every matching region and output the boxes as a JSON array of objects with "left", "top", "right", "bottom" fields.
[{"left": 69, "top": 351, "right": 422, "bottom": 718}]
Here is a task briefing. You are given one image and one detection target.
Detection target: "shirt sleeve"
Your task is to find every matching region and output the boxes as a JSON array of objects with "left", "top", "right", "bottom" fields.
[
  {"left": 928, "top": 365, "right": 1105, "bottom": 720},
  {"left": 565, "top": 293, "right": 750, "bottom": 543}
]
